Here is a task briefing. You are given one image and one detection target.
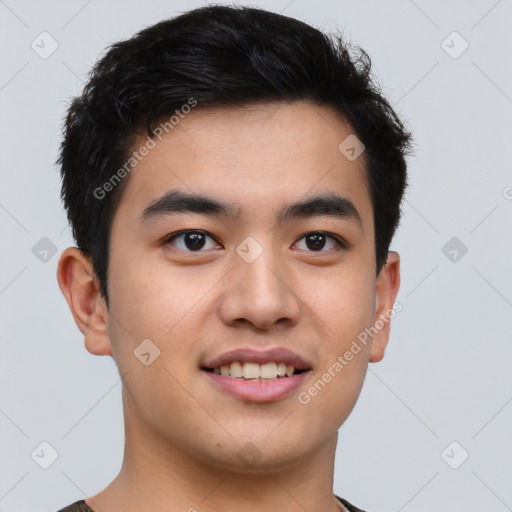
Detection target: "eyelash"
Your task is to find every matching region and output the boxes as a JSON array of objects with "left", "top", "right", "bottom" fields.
[{"left": 162, "top": 230, "right": 348, "bottom": 253}]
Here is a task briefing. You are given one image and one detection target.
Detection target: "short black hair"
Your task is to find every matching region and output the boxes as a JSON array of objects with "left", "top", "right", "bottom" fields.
[{"left": 57, "top": 4, "right": 413, "bottom": 307}]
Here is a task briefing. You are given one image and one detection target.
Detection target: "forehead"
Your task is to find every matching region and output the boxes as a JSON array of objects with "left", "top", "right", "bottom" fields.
[{"left": 114, "top": 101, "right": 372, "bottom": 229}]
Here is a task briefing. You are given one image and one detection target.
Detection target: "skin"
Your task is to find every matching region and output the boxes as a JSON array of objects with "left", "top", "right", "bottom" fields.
[{"left": 57, "top": 101, "right": 400, "bottom": 512}]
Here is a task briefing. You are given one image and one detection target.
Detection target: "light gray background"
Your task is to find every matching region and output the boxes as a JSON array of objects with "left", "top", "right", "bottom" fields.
[{"left": 1, "top": 1, "right": 511, "bottom": 511}]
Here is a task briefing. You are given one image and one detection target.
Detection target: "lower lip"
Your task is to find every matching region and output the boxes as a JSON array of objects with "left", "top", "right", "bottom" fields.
[{"left": 201, "top": 369, "right": 310, "bottom": 403}]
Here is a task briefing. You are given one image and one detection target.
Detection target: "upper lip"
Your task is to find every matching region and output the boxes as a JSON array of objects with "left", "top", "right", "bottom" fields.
[{"left": 202, "top": 348, "right": 312, "bottom": 370}]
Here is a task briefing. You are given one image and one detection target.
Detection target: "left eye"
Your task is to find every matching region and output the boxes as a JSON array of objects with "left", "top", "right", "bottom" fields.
[
  {"left": 294, "top": 232, "right": 345, "bottom": 252},
  {"left": 164, "top": 230, "right": 345, "bottom": 253}
]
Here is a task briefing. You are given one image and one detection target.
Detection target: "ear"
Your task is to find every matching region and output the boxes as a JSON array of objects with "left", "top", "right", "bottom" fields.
[
  {"left": 56, "top": 247, "right": 112, "bottom": 356},
  {"left": 369, "top": 251, "right": 401, "bottom": 363}
]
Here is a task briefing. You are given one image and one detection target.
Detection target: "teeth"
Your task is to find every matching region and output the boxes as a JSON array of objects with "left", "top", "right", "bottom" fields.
[
  {"left": 260, "top": 362, "right": 277, "bottom": 379},
  {"left": 230, "top": 361, "right": 243, "bottom": 378},
  {"left": 212, "top": 361, "right": 300, "bottom": 380},
  {"left": 243, "top": 362, "right": 260, "bottom": 379}
]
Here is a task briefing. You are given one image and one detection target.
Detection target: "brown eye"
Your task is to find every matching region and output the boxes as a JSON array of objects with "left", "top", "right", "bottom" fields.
[
  {"left": 294, "top": 232, "right": 346, "bottom": 252},
  {"left": 165, "top": 230, "right": 220, "bottom": 252}
]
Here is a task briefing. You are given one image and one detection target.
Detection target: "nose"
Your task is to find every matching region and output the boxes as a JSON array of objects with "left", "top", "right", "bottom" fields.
[{"left": 217, "top": 242, "right": 301, "bottom": 331}]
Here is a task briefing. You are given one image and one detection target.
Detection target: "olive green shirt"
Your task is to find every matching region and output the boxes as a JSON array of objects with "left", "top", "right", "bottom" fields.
[{"left": 57, "top": 495, "right": 368, "bottom": 511}]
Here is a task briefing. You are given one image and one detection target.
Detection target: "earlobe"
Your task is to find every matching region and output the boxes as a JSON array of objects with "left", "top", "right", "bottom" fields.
[
  {"left": 56, "top": 247, "right": 112, "bottom": 356},
  {"left": 369, "top": 251, "right": 401, "bottom": 363}
]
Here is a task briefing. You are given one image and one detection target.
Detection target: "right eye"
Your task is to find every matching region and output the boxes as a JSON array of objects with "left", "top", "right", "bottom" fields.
[{"left": 163, "top": 230, "right": 222, "bottom": 252}]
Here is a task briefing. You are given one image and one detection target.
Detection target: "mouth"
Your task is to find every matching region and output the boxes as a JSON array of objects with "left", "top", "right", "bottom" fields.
[
  {"left": 200, "top": 362, "right": 309, "bottom": 380},
  {"left": 199, "top": 348, "right": 313, "bottom": 402}
]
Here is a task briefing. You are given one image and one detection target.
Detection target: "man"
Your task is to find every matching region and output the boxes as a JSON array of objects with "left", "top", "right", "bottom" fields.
[{"left": 56, "top": 4, "right": 413, "bottom": 511}]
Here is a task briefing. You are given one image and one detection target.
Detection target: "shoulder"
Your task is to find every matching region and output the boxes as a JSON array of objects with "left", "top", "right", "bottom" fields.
[
  {"left": 335, "top": 494, "right": 370, "bottom": 512},
  {"left": 55, "top": 500, "right": 95, "bottom": 512}
]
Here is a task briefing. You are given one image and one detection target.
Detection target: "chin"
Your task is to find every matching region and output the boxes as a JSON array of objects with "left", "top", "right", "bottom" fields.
[{"left": 197, "top": 438, "right": 310, "bottom": 474}]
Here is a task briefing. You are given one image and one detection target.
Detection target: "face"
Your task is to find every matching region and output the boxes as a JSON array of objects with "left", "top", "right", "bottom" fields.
[{"left": 65, "top": 101, "right": 399, "bottom": 472}]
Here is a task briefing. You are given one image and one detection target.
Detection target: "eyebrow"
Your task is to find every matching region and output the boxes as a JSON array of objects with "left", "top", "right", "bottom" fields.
[{"left": 140, "top": 189, "right": 363, "bottom": 229}]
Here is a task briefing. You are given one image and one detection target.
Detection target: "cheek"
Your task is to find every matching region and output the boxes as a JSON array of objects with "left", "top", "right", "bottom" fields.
[
  {"left": 303, "top": 262, "right": 376, "bottom": 342},
  {"left": 106, "top": 259, "right": 221, "bottom": 391},
  {"left": 108, "top": 257, "right": 211, "bottom": 339},
  {"left": 106, "top": 264, "right": 202, "bottom": 430},
  {"left": 298, "top": 277, "right": 374, "bottom": 430},
  {"left": 299, "top": 263, "right": 375, "bottom": 411}
]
